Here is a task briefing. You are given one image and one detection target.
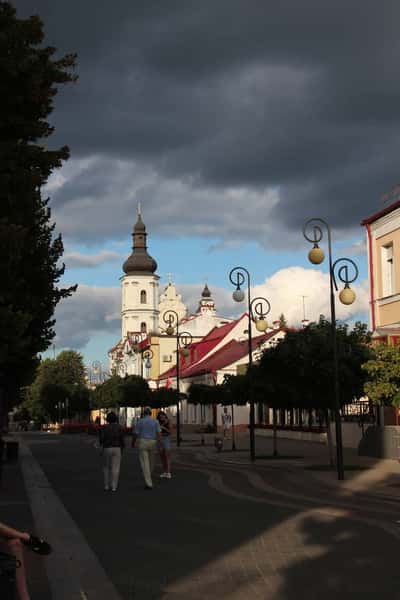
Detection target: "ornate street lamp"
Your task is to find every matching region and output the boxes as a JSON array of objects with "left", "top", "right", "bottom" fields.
[
  {"left": 163, "top": 310, "right": 193, "bottom": 447},
  {"left": 303, "top": 218, "right": 359, "bottom": 481},
  {"left": 142, "top": 348, "right": 154, "bottom": 374},
  {"left": 128, "top": 333, "right": 152, "bottom": 377},
  {"left": 229, "top": 267, "right": 271, "bottom": 461},
  {"left": 91, "top": 360, "right": 103, "bottom": 384},
  {"left": 118, "top": 362, "right": 127, "bottom": 378}
]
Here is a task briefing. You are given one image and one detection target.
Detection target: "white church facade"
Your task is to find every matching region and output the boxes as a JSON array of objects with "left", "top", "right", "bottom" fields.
[
  {"left": 108, "top": 209, "right": 233, "bottom": 382},
  {"left": 108, "top": 209, "right": 287, "bottom": 431}
]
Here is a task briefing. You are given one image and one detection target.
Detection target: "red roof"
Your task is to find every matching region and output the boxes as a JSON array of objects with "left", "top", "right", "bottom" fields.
[
  {"left": 361, "top": 199, "right": 400, "bottom": 225},
  {"left": 108, "top": 339, "right": 123, "bottom": 353},
  {"left": 183, "top": 331, "right": 277, "bottom": 379},
  {"left": 158, "top": 325, "right": 279, "bottom": 381},
  {"left": 158, "top": 317, "right": 242, "bottom": 381}
]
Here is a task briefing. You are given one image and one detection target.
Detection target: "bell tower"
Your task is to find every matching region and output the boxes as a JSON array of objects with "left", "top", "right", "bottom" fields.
[{"left": 120, "top": 207, "right": 159, "bottom": 338}]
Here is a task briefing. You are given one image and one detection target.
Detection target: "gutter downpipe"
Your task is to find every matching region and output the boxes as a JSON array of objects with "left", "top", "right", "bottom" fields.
[{"left": 366, "top": 223, "right": 376, "bottom": 333}]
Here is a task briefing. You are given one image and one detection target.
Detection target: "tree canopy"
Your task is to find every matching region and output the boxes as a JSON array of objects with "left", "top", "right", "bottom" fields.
[
  {"left": 363, "top": 343, "right": 400, "bottom": 406},
  {"left": 252, "top": 320, "right": 372, "bottom": 411},
  {"left": 0, "top": 2, "right": 77, "bottom": 422},
  {"left": 187, "top": 383, "right": 225, "bottom": 405},
  {"left": 150, "top": 388, "right": 179, "bottom": 408},
  {"left": 23, "top": 350, "right": 88, "bottom": 422}
]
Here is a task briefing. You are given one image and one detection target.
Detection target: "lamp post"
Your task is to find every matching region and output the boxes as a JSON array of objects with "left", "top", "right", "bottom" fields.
[
  {"left": 163, "top": 310, "right": 193, "bottom": 447},
  {"left": 142, "top": 348, "right": 154, "bottom": 377},
  {"left": 129, "top": 333, "right": 154, "bottom": 378},
  {"left": 303, "top": 218, "right": 359, "bottom": 481},
  {"left": 229, "top": 267, "right": 271, "bottom": 461},
  {"left": 118, "top": 362, "right": 127, "bottom": 378},
  {"left": 91, "top": 360, "right": 102, "bottom": 384}
]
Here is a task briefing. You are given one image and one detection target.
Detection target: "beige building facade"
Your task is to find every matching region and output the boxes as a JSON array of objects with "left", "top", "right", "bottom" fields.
[{"left": 362, "top": 197, "right": 400, "bottom": 344}]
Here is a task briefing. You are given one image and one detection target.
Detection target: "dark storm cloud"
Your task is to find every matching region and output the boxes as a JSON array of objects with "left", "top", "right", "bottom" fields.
[
  {"left": 14, "top": 0, "right": 400, "bottom": 242},
  {"left": 52, "top": 284, "right": 120, "bottom": 348}
]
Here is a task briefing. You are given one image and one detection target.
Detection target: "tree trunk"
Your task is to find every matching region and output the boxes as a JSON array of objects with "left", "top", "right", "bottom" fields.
[{"left": 324, "top": 408, "right": 335, "bottom": 467}]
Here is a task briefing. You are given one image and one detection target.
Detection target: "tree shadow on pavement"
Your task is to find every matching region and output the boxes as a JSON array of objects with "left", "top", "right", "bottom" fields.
[
  {"left": 25, "top": 433, "right": 400, "bottom": 600},
  {"left": 278, "top": 511, "right": 400, "bottom": 600}
]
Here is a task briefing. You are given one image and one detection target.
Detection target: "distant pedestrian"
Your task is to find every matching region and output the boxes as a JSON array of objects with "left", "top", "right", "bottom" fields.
[
  {"left": 99, "top": 412, "right": 125, "bottom": 492},
  {"left": 134, "top": 407, "right": 162, "bottom": 489},
  {"left": 157, "top": 410, "right": 172, "bottom": 479},
  {"left": 221, "top": 407, "right": 232, "bottom": 438}
]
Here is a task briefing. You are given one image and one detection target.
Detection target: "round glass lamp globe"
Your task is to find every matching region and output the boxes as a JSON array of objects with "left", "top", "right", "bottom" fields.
[
  {"left": 255, "top": 319, "right": 268, "bottom": 332},
  {"left": 232, "top": 289, "right": 245, "bottom": 302},
  {"left": 166, "top": 325, "right": 174, "bottom": 336},
  {"left": 181, "top": 348, "right": 190, "bottom": 357},
  {"left": 339, "top": 287, "right": 356, "bottom": 305},
  {"left": 308, "top": 246, "right": 325, "bottom": 265}
]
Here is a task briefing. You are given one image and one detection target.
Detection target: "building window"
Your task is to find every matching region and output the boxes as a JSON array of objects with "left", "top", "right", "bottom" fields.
[
  {"left": 381, "top": 243, "right": 395, "bottom": 297},
  {"left": 140, "top": 290, "right": 147, "bottom": 304},
  {"left": 140, "top": 322, "right": 147, "bottom": 333}
]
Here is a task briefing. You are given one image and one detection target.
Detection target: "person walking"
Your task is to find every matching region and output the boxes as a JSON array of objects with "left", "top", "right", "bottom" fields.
[
  {"left": 221, "top": 406, "right": 232, "bottom": 438},
  {"left": 134, "top": 406, "right": 162, "bottom": 489},
  {"left": 99, "top": 411, "right": 125, "bottom": 492},
  {"left": 157, "top": 410, "right": 172, "bottom": 479}
]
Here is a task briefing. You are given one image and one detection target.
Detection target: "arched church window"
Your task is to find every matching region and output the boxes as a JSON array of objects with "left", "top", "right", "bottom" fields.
[
  {"left": 140, "top": 290, "right": 147, "bottom": 304},
  {"left": 140, "top": 322, "right": 147, "bottom": 333}
]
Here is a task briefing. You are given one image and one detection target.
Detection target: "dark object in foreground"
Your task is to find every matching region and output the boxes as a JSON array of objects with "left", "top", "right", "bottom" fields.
[
  {"left": 0, "top": 551, "right": 20, "bottom": 598},
  {"left": 23, "top": 535, "right": 52, "bottom": 555},
  {"left": 214, "top": 437, "right": 223, "bottom": 452},
  {"left": 5, "top": 441, "right": 18, "bottom": 462}
]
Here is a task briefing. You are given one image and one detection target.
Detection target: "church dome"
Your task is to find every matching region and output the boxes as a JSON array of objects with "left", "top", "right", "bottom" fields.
[
  {"left": 201, "top": 283, "right": 211, "bottom": 298},
  {"left": 122, "top": 211, "right": 158, "bottom": 275},
  {"left": 123, "top": 251, "right": 157, "bottom": 275}
]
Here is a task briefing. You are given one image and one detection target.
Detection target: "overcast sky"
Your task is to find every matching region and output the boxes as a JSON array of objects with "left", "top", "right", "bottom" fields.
[{"left": 14, "top": 1, "right": 398, "bottom": 367}]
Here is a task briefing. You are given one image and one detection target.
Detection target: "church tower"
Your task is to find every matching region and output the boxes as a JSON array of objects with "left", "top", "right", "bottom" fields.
[
  {"left": 120, "top": 208, "right": 159, "bottom": 338},
  {"left": 197, "top": 283, "right": 216, "bottom": 316}
]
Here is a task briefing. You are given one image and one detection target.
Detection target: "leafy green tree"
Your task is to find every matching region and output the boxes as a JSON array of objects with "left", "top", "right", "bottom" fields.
[
  {"left": 119, "top": 375, "right": 150, "bottom": 408},
  {"left": 187, "top": 383, "right": 224, "bottom": 405},
  {"left": 25, "top": 351, "right": 87, "bottom": 422},
  {"left": 91, "top": 376, "right": 125, "bottom": 411},
  {"left": 363, "top": 344, "right": 400, "bottom": 406},
  {"left": 254, "top": 320, "right": 372, "bottom": 412},
  {"left": 220, "top": 375, "right": 248, "bottom": 406},
  {"left": 150, "top": 388, "right": 179, "bottom": 409},
  {"left": 40, "top": 382, "right": 68, "bottom": 422},
  {"left": 252, "top": 320, "right": 372, "bottom": 459},
  {"left": 0, "top": 2, "right": 78, "bottom": 425}
]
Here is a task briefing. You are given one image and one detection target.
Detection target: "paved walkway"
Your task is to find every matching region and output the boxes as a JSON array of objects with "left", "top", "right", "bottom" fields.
[{"left": 2, "top": 431, "right": 400, "bottom": 599}]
